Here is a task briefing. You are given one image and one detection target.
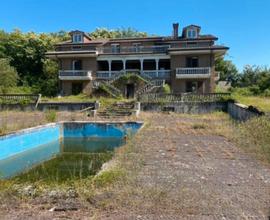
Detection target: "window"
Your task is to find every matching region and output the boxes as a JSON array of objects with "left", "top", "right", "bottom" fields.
[
  {"left": 111, "top": 44, "right": 120, "bottom": 53},
  {"left": 187, "top": 29, "right": 197, "bottom": 38},
  {"left": 186, "top": 57, "right": 199, "bottom": 67},
  {"left": 132, "top": 43, "right": 141, "bottom": 52},
  {"left": 73, "top": 33, "right": 83, "bottom": 43},
  {"left": 72, "top": 60, "right": 82, "bottom": 70}
]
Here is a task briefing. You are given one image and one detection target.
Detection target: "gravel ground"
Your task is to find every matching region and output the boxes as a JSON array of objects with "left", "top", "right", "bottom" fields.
[{"left": 0, "top": 112, "right": 270, "bottom": 219}]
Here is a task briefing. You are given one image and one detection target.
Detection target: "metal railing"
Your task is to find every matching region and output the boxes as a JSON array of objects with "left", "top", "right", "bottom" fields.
[
  {"left": 0, "top": 94, "right": 41, "bottom": 106},
  {"left": 59, "top": 70, "right": 92, "bottom": 77},
  {"left": 176, "top": 67, "right": 211, "bottom": 75},
  {"left": 142, "top": 70, "right": 171, "bottom": 79},
  {"left": 99, "top": 45, "right": 170, "bottom": 54},
  {"left": 96, "top": 70, "right": 170, "bottom": 80}
]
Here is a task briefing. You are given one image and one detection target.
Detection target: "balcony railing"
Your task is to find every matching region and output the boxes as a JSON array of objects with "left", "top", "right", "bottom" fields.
[
  {"left": 142, "top": 70, "right": 171, "bottom": 79},
  {"left": 96, "top": 71, "right": 121, "bottom": 79},
  {"left": 59, "top": 70, "right": 92, "bottom": 80},
  {"left": 96, "top": 70, "right": 171, "bottom": 80},
  {"left": 176, "top": 67, "right": 211, "bottom": 79},
  {"left": 98, "top": 45, "right": 170, "bottom": 54}
]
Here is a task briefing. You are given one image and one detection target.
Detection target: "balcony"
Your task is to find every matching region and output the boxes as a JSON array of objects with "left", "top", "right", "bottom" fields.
[
  {"left": 59, "top": 70, "right": 92, "bottom": 80},
  {"left": 98, "top": 45, "right": 170, "bottom": 54},
  {"left": 96, "top": 71, "right": 121, "bottom": 79},
  {"left": 176, "top": 67, "right": 211, "bottom": 79},
  {"left": 141, "top": 70, "right": 171, "bottom": 79}
]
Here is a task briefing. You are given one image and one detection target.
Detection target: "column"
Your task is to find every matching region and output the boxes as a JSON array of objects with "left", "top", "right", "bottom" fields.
[
  {"left": 123, "top": 59, "right": 126, "bottom": 72},
  {"left": 155, "top": 59, "right": 159, "bottom": 78},
  {"left": 108, "top": 60, "right": 112, "bottom": 78},
  {"left": 140, "top": 59, "right": 144, "bottom": 74}
]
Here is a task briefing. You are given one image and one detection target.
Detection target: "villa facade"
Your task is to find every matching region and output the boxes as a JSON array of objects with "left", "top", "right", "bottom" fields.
[{"left": 46, "top": 23, "right": 229, "bottom": 97}]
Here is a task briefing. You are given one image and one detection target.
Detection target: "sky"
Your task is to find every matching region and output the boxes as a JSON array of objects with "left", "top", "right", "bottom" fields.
[{"left": 1, "top": 0, "right": 270, "bottom": 71}]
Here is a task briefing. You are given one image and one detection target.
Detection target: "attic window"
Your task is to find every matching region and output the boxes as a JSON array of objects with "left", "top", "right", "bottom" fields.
[
  {"left": 187, "top": 29, "right": 197, "bottom": 39},
  {"left": 73, "top": 33, "right": 83, "bottom": 43}
]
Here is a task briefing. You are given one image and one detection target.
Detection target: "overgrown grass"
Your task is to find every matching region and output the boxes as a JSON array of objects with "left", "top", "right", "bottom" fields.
[
  {"left": 41, "top": 94, "right": 95, "bottom": 102},
  {"left": 13, "top": 152, "right": 113, "bottom": 184},
  {"left": 192, "top": 123, "right": 206, "bottom": 129},
  {"left": 45, "top": 110, "right": 57, "bottom": 122},
  {"left": 231, "top": 93, "right": 270, "bottom": 112},
  {"left": 231, "top": 116, "right": 270, "bottom": 163}
]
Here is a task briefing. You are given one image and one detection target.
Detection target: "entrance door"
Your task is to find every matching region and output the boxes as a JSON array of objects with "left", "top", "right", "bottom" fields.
[
  {"left": 126, "top": 84, "right": 135, "bottom": 99},
  {"left": 72, "top": 82, "right": 83, "bottom": 95}
]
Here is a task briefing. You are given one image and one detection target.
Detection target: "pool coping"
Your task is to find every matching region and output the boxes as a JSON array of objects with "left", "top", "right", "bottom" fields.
[{"left": 0, "top": 121, "right": 144, "bottom": 139}]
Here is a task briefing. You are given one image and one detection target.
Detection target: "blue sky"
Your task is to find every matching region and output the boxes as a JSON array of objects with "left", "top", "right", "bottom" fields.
[{"left": 1, "top": 0, "right": 270, "bottom": 71}]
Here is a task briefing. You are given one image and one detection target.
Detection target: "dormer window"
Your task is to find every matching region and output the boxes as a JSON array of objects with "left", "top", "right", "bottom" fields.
[
  {"left": 187, "top": 29, "right": 197, "bottom": 39},
  {"left": 73, "top": 33, "right": 83, "bottom": 43}
]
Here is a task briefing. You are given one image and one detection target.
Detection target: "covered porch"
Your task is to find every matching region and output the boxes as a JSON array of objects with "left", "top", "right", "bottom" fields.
[{"left": 96, "top": 58, "right": 171, "bottom": 80}]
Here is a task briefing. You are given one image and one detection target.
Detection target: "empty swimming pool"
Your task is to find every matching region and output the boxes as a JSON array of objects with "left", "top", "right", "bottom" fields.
[{"left": 0, "top": 122, "right": 143, "bottom": 180}]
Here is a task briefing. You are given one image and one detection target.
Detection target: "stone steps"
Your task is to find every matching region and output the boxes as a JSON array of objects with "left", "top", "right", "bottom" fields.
[{"left": 97, "top": 102, "right": 134, "bottom": 118}]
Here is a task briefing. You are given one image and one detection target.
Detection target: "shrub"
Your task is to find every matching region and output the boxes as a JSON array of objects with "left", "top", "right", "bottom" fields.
[
  {"left": 162, "top": 84, "right": 171, "bottom": 94},
  {"left": 45, "top": 110, "right": 57, "bottom": 122},
  {"left": 262, "top": 89, "right": 270, "bottom": 97},
  {"left": 229, "top": 87, "right": 254, "bottom": 96}
]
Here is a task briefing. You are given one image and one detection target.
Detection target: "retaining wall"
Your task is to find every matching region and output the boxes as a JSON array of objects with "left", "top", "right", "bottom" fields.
[
  {"left": 141, "top": 101, "right": 227, "bottom": 114},
  {"left": 227, "top": 102, "right": 264, "bottom": 121},
  {"left": 0, "top": 102, "right": 97, "bottom": 111}
]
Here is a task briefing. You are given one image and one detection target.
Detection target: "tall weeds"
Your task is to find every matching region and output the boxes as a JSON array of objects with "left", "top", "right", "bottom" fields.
[{"left": 233, "top": 116, "right": 270, "bottom": 162}]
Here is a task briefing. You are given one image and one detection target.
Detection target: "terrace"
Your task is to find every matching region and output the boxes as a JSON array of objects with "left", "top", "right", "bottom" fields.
[{"left": 96, "top": 59, "right": 171, "bottom": 80}]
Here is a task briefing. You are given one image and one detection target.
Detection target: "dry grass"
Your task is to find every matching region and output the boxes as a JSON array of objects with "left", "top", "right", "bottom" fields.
[
  {"left": 230, "top": 116, "right": 270, "bottom": 163},
  {"left": 1, "top": 111, "right": 270, "bottom": 219}
]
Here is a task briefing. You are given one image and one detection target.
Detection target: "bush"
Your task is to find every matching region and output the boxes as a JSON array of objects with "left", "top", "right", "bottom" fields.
[
  {"left": 262, "top": 89, "right": 270, "bottom": 97},
  {"left": 229, "top": 87, "right": 254, "bottom": 96},
  {"left": 162, "top": 84, "right": 171, "bottom": 94},
  {"left": 45, "top": 110, "right": 57, "bottom": 122}
]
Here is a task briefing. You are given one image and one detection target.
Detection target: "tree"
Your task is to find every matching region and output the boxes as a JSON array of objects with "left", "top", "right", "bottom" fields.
[
  {"left": 215, "top": 57, "right": 239, "bottom": 86},
  {"left": 39, "top": 59, "right": 59, "bottom": 96},
  {"left": 0, "top": 58, "right": 18, "bottom": 93},
  {"left": 89, "top": 27, "right": 148, "bottom": 39}
]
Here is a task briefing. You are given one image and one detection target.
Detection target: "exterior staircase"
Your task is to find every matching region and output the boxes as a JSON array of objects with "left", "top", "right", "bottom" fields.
[
  {"left": 135, "top": 79, "right": 165, "bottom": 97},
  {"left": 93, "top": 70, "right": 165, "bottom": 98},
  {"left": 97, "top": 101, "right": 135, "bottom": 118},
  {"left": 92, "top": 80, "right": 122, "bottom": 98}
]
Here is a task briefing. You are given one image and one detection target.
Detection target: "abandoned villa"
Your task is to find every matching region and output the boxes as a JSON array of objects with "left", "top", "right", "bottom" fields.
[{"left": 46, "top": 23, "right": 229, "bottom": 98}]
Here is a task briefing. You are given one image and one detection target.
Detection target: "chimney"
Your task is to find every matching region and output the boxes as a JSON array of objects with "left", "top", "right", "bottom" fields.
[{"left": 173, "top": 23, "right": 179, "bottom": 39}]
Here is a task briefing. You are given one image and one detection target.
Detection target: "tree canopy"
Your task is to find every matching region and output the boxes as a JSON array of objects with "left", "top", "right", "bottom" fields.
[
  {"left": 0, "top": 28, "right": 269, "bottom": 97},
  {"left": 89, "top": 27, "right": 148, "bottom": 39},
  {"left": 0, "top": 58, "right": 18, "bottom": 93},
  {"left": 0, "top": 28, "right": 149, "bottom": 96}
]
